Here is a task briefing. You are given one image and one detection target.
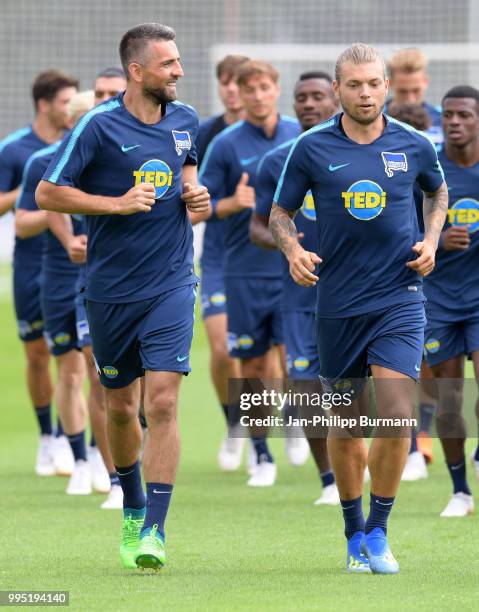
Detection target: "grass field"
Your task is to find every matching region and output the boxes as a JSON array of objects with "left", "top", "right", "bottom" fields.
[{"left": 1, "top": 265, "right": 479, "bottom": 611}]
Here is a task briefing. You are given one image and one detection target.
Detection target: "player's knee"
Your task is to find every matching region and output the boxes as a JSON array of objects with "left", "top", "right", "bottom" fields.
[
  {"left": 211, "top": 343, "right": 232, "bottom": 368},
  {"left": 144, "top": 391, "right": 177, "bottom": 425},
  {"left": 60, "top": 369, "right": 85, "bottom": 393},
  {"left": 107, "top": 397, "right": 138, "bottom": 425},
  {"left": 26, "top": 346, "right": 50, "bottom": 371}
]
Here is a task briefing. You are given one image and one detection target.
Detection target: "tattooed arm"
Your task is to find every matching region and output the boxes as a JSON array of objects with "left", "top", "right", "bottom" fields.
[
  {"left": 269, "top": 203, "right": 321, "bottom": 287},
  {"left": 407, "top": 181, "right": 448, "bottom": 277}
]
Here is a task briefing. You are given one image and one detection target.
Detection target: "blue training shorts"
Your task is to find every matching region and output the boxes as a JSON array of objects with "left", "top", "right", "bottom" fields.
[
  {"left": 41, "top": 275, "right": 78, "bottom": 356},
  {"left": 13, "top": 264, "right": 44, "bottom": 342},
  {"left": 424, "top": 313, "right": 479, "bottom": 367},
  {"left": 283, "top": 310, "right": 320, "bottom": 379},
  {"left": 75, "top": 291, "right": 92, "bottom": 349},
  {"left": 200, "top": 269, "right": 226, "bottom": 319}
]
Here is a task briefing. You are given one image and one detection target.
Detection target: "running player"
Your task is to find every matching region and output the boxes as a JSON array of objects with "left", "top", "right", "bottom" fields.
[
  {"left": 197, "top": 55, "right": 248, "bottom": 472},
  {"left": 0, "top": 70, "right": 78, "bottom": 476},
  {"left": 386, "top": 48, "right": 443, "bottom": 145},
  {"left": 250, "top": 70, "right": 340, "bottom": 504},
  {"left": 199, "top": 60, "right": 300, "bottom": 486},
  {"left": 36, "top": 23, "right": 210, "bottom": 571},
  {"left": 423, "top": 85, "right": 479, "bottom": 516},
  {"left": 271, "top": 43, "right": 447, "bottom": 574}
]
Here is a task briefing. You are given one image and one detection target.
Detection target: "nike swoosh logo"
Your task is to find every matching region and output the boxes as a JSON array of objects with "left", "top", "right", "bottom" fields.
[
  {"left": 414, "top": 364, "right": 421, "bottom": 372},
  {"left": 121, "top": 144, "right": 141, "bottom": 153},
  {"left": 240, "top": 155, "right": 259, "bottom": 166},
  {"left": 153, "top": 489, "right": 171, "bottom": 494},
  {"left": 328, "top": 162, "right": 350, "bottom": 172},
  {"left": 376, "top": 500, "right": 393, "bottom": 506},
  {"left": 176, "top": 355, "right": 189, "bottom": 362}
]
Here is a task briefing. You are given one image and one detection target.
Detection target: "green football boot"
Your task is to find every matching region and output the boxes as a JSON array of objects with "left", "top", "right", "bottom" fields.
[
  {"left": 135, "top": 524, "right": 166, "bottom": 572},
  {"left": 120, "top": 511, "right": 144, "bottom": 569}
]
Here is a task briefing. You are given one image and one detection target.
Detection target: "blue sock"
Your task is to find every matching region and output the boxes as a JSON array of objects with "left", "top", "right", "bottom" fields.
[
  {"left": 141, "top": 483, "right": 173, "bottom": 540},
  {"left": 55, "top": 417, "right": 64, "bottom": 437},
  {"left": 109, "top": 472, "right": 120, "bottom": 487},
  {"left": 474, "top": 445, "right": 479, "bottom": 462},
  {"left": 115, "top": 461, "right": 145, "bottom": 510},
  {"left": 340, "top": 496, "right": 365, "bottom": 539},
  {"left": 365, "top": 493, "right": 395, "bottom": 535},
  {"left": 67, "top": 430, "right": 87, "bottom": 462},
  {"left": 251, "top": 437, "right": 273, "bottom": 463},
  {"left": 410, "top": 430, "right": 417, "bottom": 454},
  {"left": 447, "top": 457, "right": 471, "bottom": 494},
  {"left": 90, "top": 433, "right": 96, "bottom": 447},
  {"left": 320, "top": 470, "right": 335, "bottom": 488},
  {"left": 35, "top": 405, "right": 52, "bottom": 436},
  {"left": 419, "top": 403, "right": 435, "bottom": 433}
]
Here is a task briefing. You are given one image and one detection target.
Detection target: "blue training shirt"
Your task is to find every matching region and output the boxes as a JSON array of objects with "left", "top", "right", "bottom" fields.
[
  {"left": 199, "top": 116, "right": 300, "bottom": 278},
  {"left": 42, "top": 93, "right": 199, "bottom": 303},
  {"left": 256, "top": 138, "right": 318, "bottom": 313},
  {"left": 423, "top": 148, "right": 479, "bottom": 320},
  {"left": 274, "top": 113, "right": 445, "bottom": 318}
]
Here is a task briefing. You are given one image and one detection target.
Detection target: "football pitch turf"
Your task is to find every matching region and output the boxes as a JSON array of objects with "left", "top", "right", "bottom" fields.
[{"left": 0, "top": 266, "right": 478, "bottom": 611}]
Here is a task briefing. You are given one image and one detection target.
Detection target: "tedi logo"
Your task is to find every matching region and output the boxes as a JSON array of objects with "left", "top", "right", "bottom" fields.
[
  {"left": 448, "top": 198, "right": 479, "bottom": 233},
  {"left": 133, "top": 159, "right": 173, "bottom": 199},
  {"left": 342, "top": 180, "right": 386, "bottom": 221},
  {"left": 301, "top": 191, "right": 316, "bottom": 221}
]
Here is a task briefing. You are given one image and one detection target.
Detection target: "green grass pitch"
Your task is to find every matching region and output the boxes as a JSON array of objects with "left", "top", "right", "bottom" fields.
[{"left": 0, "top": 265, "right": 478, "bottom": 611}]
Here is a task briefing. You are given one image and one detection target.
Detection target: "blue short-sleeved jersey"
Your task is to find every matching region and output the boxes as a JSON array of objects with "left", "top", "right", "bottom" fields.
[
  {"left": 274, "top": 113, "right": 444, "bottom": 318},
  {"left": 0, "top": 126, "right": 48, "bottom": 264},
  {"left": 256, "top": 139, "right": 318, "bottom": 313},
  {"left": 199, "top": 116, "right": 300, "bottom": 278},
  {"left": 43, "top": 94, "right": 199, "bottom": 303},
  {"left": 423, "top": 148, "right": 479, "bottom": 320}
]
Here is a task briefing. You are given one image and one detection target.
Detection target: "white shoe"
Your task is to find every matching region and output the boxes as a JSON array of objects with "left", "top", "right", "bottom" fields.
[
  {"left": 440, "top": 492, "right": 474, "bottom": 517},
  {"left": 247, "top": 459, "right": 277, "bottom": 487},
  {"left": 35, "top": 435, "right": 55, "bottom": 476},
  {"left": 471, "top": 449, "right": 479, "bottom": 481},
  {"left": 88, "top": 446, "right": 110, "bottom": 493},
  {"left": 100, "top": 484, "right": 123, "bottom": 509},
  {"left": 247, "top": 441, "right": 257, "bottom": 476},
  {"left": 66, "top": 460, "right": 92, "bottom": 495},
  {"left": 52, "top": 435, "right": 74, "bottom": 476},
  {"left": 285, "top": 436, "right": 309, "bottom": 467},
  {"left": 217, "top": 424, "right": 245, "bottom": 472},
  {"left": 314, "top": 483, "right": 340, "bottom": 506},
  {"left": 401, "top": 451, "right": 428, "bottom": 481}
]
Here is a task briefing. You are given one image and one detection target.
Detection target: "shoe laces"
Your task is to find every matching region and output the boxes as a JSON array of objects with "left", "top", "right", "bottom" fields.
[{"left": 123, "top": 515, "right": 141, "bottom": 544}]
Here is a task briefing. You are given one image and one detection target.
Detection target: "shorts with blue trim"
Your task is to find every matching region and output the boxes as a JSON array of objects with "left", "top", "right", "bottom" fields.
[
  {"left": 41, "top": 276, "right": 79, "bottom": 357},
  {"left": 424, "top": 312, "right": 479, "bottom": 367},
  {"left": 13, "top": 265, "right": 44, "bottom": 342},
  {"left": 200, "top": 268, "right": 226, "bottom": 319},
  {"left": 283, "top": 310, "right": 320, "bottom": 379},
  {"left": 75, "top": 292, "right": 92, "bottom": 349},
  {"left": 318, "top": 301, "right": 426, "bottom": 383},
  {"left": 86, "top": 283, "right": 196, "bottom": 389},
  {"left": 225, "top": 276, "right": 283, "bottom": 359}
]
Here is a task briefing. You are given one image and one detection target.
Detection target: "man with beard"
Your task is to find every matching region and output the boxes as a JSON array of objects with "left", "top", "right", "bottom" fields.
[
  {"left": 36, "top": 23, "right": 210, "bottom": 571},
  {"left": 270, "top": 43, "right": 447, "bottom": 574}
]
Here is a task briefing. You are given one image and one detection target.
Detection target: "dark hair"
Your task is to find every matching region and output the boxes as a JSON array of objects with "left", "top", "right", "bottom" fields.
[
  {"left": 119, "top": 23, "right": 176, "bottom": 77},
  {"left": 298, "top": 71, "right": 333, "bottom": 84},
  {"left": 216, "top": 55, "right": 249, "bottom": 81},
  {"left": 387, "top": 102, "right": 431, "bottom": 131},
  {"left": 442, "top": 85, "right": 479, "bottom": 110},
  {"left": 32, "top": 70, "right": 79, "bottom": 110},
  {"left": 96, "top": 66, "right": 125, "bottom": 80}
]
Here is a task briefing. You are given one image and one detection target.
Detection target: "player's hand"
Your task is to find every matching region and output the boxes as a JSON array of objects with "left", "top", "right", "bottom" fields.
[
  {"left": 117, "top": 183, "right": 156, "bottom": 215},
  {"left": 67, "top": 234, "right": 87, "bottom": 264},
  {"left": 181, "top": 182, "right": 210, "bottom": 213},
  {"left": 441, "top": 226, "right": 470, "bottom": 251},
  {"left": 233, "top": 173, "right": 255, "bottom": 211},
  {"left": 287, "top": 243, "right": 321, "bottom": 287},
  {"left": 407, "top": 239, "right": 436, "bottom": 276}
]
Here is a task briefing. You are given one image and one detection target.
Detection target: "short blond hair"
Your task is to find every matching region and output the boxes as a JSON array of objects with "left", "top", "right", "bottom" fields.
[
  {"left": 68, "top": 90, "right": 95, "bottom": 124},
  {"left": 236, "top": 60, "right": 279, "bottom": 87},
  {"left": 387, "top": 48, "right": 428, "bottom": 77},
  {"left": 335, "top": 43, "right": 385, "bottom": 82}
]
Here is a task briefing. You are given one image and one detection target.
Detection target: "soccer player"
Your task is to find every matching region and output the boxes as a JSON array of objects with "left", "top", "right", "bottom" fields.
[
  {"left": 36, "top": 23, "right": 210, "bottom": 571},
  {"left": 93, "top": 66, "right": 127, "bottom": 104},
  {"left": 386, "top": 48, "right": 443, "bottom": 145},
  {"left": 197, "top": 55, "right": 248, "bottom": 472},
  {"left": 0, "top": 70, "right": 78, "bottom": 476},
  {"left": 271, "top": 43, "right": 447, "bottom": 574},
  {"left": 250, "top": 70, "right": 340, "bottom": 504},
  {"left": 199, "top": 60, "right": 300, "bottom": 486},
  {"left": 423, "top": 86, "right": 479, "bottom": 517}
]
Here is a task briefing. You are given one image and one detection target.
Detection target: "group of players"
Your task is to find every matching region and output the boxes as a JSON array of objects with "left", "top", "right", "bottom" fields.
[{"left": 1, "top": 23, "right": 478, "bottom": 574}]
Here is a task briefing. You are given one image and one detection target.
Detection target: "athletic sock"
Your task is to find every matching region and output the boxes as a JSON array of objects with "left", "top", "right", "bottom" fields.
[
  {"left": 55, "top": 417, "right": 64, "bottom": 437},
  {"left": 35, "top": 404, "right": 52, "bottom": 436},
  {"left": 109, "top": 472, "right": 120, "bottom": 487},
  {"left": 447, "top": 457, "right": 471, "bottom": 494},
  {"left": 419, "top": 403, "right": 435, "bottom": 433},
  {"left": 67, "top": 430, "right": 87, "bottom": 462},
  {"left": 115, "top": 460, "right": 145, "bottom": 510},
  {"left": 221, "top": 403, "right": 241, "bottom": 428},
  {"left": 90, "top": 433, "right": 96, "bottom": 447},
  {"left": 320, "top": 470, "right": 335, "bottom": 488},
  {"left": 141, "top": 483, "right": 173, "bottom": 540},
  {"left": 340, "top": 496, "right": 365, "bottom": 539},
  {"left": 365, "top": 493, "right": 395, "bottom": 535},
  {"left": 410, "top": 430, "right": 418, "bottom": 453},
  {"left": 251, "top": 436, "right": 273, "bottom": 463},
  {"left": 474, "top": 445, "right": 479, "bottom": 462}
]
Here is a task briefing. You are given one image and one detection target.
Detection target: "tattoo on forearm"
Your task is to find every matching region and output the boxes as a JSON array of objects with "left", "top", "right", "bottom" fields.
[
  {"left": 269, "top": 203, "right": 298, "bottom": 256},
  {"left": 423, "top": 182, "right": 448, "bottom": 246}
]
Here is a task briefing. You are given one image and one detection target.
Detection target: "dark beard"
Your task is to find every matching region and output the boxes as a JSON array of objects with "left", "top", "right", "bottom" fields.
[{"left": 143, "top": 85, "right": 176, "bottom": 106}]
